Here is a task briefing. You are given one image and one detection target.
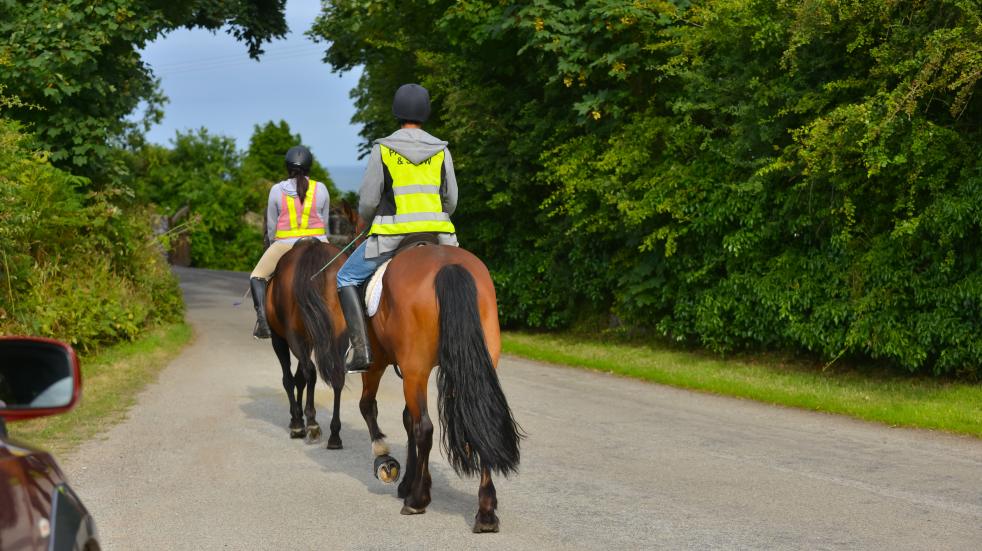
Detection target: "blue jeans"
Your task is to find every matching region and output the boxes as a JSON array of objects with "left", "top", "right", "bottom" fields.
[{"left": 336, "top": 240, "right": 395, "bottom": 289}]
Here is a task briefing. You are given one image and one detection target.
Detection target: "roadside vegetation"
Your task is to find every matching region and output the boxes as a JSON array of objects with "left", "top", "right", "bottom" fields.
[
  {"left": 0, "top": 3, "right": 335, "bottom": 453},
  {"left": 0, "top": 115, "right": 184, "bottom": 351},
  {"left": 124, "top": 120, "right": 340, "bottom": 271},
  {"left": 0, "top": 2, "right": 300, "bottom": 350},
  {"left": 10, "top": 323, "right": 192, "bottom": 456},
  {"left": 314, "top": 1, "right": 982, "bottom": 379},
  {"left": 503, "top": 332, "right": 982, "bottom": 438}
]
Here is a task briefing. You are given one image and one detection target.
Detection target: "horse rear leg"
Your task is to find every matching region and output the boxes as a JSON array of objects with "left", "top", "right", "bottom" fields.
[
  {"left": 272, "top": 333, "right": 304, "bottom": 438},
  {"left": 473, "top": 466, "right": 500, "bottom": 533},
  {"left": 397, "top": 405, "right": 417, "bottom": 500},
  {"left": 289, "top": 339, "right": 321, "bottom": 445},
  {"left": 325, "top": 364, "right": 343, "bottom": 449},
  {"left": 359, "top": 365, "right": 398, "bottom": 479},
  {"left": 286, "top": 335, "right": 319, "bottom": 443},
  {"left": 400, "top": 369, "right": 434, "bottom": 515}
]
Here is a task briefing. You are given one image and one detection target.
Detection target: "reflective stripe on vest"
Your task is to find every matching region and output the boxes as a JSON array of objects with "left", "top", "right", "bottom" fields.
[
  {"left": 370, "top": 145, "right": 456, "bottom": 236},
  {"left": 274, "top": 180, "right": 326, "bottom": 239}
]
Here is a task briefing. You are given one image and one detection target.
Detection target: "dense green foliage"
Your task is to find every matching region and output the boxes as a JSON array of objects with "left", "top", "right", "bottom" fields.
[
  {"left": 125, "top": 121, "right": 338, "bottom": 270},
  {"left": 242, "top": 120, "right": 332, "bottom": 187},
  {"left": 0, "top": 0, "right": 287, "bottom": 176},
  {"left": 0, "top": 117, "right": 183, "bottom": 350},
  {"left": 0, "top": 2, "right": 290, "bottom": 352},
  {"left": 312, "top": 0, "right": 982, "bottom": 376}
]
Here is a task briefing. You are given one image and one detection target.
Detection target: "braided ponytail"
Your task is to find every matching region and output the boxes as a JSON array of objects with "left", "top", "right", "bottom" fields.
[{"left": 290, "top": 167, "right": 309, "bottom": 204}]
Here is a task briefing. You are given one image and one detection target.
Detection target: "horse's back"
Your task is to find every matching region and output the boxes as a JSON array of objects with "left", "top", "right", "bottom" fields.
[{"left": 267, "top": 240, "right": 343, "bottom": 337}]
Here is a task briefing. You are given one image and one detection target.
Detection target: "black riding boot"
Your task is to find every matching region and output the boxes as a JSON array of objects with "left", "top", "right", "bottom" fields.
[
  {"left": 339, "top": 285, "right": 372, "bottom": 373},
  {"left": 250, "top": 277, "right": 271, "bottom": 339}
]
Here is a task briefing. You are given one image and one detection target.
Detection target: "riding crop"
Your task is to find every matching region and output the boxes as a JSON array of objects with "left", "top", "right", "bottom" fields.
[{"left": 310, "top": 229, "right": 367, "bottom": 280}]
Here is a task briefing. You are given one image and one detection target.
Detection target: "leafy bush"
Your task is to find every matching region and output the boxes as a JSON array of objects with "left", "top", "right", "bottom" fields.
[
  {"left": 0, "top": 0, "right": 288, "bottom": 177},
  {"left": 126, "top": 122, "right": 338, "bottom": 271},
  {"left": 313, "top": 0, "right": 982, "bottom": 377},
  {"left": 0, "top": 117, "right": 183, "bottom": 351}
]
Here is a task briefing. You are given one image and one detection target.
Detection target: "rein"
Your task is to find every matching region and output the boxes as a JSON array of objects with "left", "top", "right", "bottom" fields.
[{"left": 310, "top": 229, "right": 367, "bottom": 280}]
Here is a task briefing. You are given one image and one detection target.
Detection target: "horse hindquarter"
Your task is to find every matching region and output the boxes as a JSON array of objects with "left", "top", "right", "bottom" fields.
[{"left": 433, "top": 263, "right": 520, "bottom": 477}]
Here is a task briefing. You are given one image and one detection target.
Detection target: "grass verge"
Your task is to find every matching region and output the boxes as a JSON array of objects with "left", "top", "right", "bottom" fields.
[
  {"left": 9, "top": 322, "right": 193, "bottom": 456},
  {"left": 502, "top": 332, "right": 982, "bottom": 438}
]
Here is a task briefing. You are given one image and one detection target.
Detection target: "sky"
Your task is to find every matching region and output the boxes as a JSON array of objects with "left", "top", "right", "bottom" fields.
[{"left": 139, "top": 1, "right": 365, "bottom": 189}]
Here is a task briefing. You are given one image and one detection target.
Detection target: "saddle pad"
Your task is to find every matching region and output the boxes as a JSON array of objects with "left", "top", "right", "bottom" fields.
[{"left": 365, "top": 258, "right": 393, "bottom": 317}]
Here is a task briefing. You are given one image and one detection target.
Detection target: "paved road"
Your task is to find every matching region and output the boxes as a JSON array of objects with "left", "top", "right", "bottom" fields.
[{"left": 64, "top": 268, "right": 982, "bottom": 550}]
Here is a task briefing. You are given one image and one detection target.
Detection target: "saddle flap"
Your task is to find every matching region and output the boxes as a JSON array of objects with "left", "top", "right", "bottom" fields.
[{"left": 365, "top": 258, "right": 393, "bottom": 317}]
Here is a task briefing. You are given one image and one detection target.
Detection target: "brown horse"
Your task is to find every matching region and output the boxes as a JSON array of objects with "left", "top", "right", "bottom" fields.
[
  {"left": 339, "top": 210, "right": 522, "bottom": 533},
  {"left": 265, "top": 239, "right": 346, "bottom": 448}
]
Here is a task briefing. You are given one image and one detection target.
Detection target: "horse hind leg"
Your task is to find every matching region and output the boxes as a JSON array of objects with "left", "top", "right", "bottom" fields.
[
  {"left": 397, "top": 405, "right": 417, "bottom": 500},
  {"left": 298, "top": 348, "right": 321, "bottom": 444},
  {"left": 272, "top": 333, "right": 304, "bottom": 438},
  {"left": 294, "top": 366, "right": 309, "bottom": 439},
  {"left": 473, "top": 466, "right": 500, "bottom": 533},
  {"left": 325, "top": 378, "right": 342, "bottom": 449},
  {"left": 400, "top": 370, "right": 434, "bottom": 515}
]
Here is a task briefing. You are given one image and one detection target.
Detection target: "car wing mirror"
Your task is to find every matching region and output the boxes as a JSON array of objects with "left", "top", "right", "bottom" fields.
[{"left": 0, "top": 337, "right": 81, "bottom": 421}]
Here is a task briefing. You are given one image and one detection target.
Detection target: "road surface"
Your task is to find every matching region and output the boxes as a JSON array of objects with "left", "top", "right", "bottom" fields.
[{"left": 64, "top": 268, "right": 982, "bottom": 550}]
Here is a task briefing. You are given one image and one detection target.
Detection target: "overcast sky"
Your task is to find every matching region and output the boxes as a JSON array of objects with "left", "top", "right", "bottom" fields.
[{"left": 140, "top": 1, "right": 364, "bottom": 171}]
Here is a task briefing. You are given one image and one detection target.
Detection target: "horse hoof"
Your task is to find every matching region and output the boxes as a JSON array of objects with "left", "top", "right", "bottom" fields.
[
  {"left": 400, "top": 505, "right": 426, "bottom": 515},
  {"left": 289, "top": 427, "right": 305, "bottom": 439},
  {"left": 472, "top": 514, "right": 500, "bottom": 533},
  {"left": 326, "top": 436, "right": 343, "bottom": 450},
  {"left": 304, "top": 425, "right": 322, "bottom": 444},
  {"left": 374, "top": 455, "right": 400, "bottom": 484}
]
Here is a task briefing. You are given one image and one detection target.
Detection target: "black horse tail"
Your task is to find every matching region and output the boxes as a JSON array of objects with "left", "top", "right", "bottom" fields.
[
  {"left": 435, "top": 264, "right": 522, "bottom": 477},
  {"left": 293, "top": 242, "right": 344, "bottom": 389}
]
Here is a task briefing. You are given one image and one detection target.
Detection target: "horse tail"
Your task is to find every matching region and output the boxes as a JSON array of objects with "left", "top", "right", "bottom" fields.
[
  {"left": 293, "top": 243, "right": 344, "bottom": 389},
  {"left": 435, "top": 264, "right": 521, "bottom": 477}
]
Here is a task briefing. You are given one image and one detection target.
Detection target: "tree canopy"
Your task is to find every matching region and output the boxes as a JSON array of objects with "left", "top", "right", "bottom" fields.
[
  {"left": 0, "top": 0, "right": 287, "bottom": 175},
  {"left": 242, "top": 120, "right": 335, "bottom": 195},
  {"left": 126, "top": 121, "right": 337, "bottom": 271},
  {"left": 312, "top": 0, "right": 982, "bottom": 376}
]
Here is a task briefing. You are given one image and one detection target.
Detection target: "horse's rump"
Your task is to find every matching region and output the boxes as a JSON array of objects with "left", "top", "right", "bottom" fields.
[
  {"left": 267, "top": 240, "right": 345, "bottom": 388},
  {"left": 374, "top": 245, "right": 520, "bottom": 475}
]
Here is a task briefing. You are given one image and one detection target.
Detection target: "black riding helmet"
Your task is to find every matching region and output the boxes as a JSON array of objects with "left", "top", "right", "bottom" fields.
[
  {"left": 285, "top": 145, "right": 313, "bottom": 174},
  {"left": 392, "top": 83, "right": 430, "bottom": 123}
]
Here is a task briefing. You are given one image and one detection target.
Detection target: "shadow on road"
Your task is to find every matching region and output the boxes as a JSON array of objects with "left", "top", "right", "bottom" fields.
[{"left": 238, "top": 384, "right": 478, "bottom": 530}]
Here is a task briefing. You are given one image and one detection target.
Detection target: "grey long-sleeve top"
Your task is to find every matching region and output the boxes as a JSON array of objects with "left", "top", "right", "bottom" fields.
[{"left": 358, "top": 128, "right": 459, "bottom": 258}]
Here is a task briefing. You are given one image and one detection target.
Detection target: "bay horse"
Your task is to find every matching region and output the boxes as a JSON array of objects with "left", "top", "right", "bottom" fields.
[
  {"left": 264, "top": 238, "right": 346, "bottom": 448},
  {"left": 339, "top": 206, "right": 522, "bottom": 533}
]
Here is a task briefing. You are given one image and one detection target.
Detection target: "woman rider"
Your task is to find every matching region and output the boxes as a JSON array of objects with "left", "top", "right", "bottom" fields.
[
  {"left": 249, "top": 146, "right": 331, "bottom": 339},
  {"left": 336, "top": 83, "right": 459, "bottom": 373}
]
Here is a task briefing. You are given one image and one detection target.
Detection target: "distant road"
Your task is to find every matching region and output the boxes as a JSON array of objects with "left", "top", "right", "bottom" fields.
[{"left": 64, "top": 268, "right": 982, "bottom": 550}]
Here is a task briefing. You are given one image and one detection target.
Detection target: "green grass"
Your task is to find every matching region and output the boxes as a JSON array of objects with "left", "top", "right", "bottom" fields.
[
  {"left": 9, "top": 322, "right": 193, "bottom": 456},
  {"left": 502, "top": 332, "right": 982, "bottom": 438}
]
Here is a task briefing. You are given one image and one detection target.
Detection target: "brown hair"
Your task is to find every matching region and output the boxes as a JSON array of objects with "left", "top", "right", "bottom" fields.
[{"left": 289, "top": 167, "right": 309, "bottom": 204}]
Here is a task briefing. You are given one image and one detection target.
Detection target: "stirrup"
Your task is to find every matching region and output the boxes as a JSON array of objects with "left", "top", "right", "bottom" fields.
[
  {"left": 253, "top": 319, "right": 271, "bottom": 340},
  {"left": 344, "top": 346, "right": 370, "bottom": 373}
]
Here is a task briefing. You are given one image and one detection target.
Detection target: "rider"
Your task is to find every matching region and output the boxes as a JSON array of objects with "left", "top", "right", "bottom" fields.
[
  {"left": 249, "top": 145, "right": 331, "bottom": 339},
  {"left": 337, "top": 83, "right": 459, "bottom": 373}
]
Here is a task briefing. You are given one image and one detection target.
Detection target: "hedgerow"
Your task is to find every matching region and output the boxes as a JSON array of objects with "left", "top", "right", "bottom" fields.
[
  {"left": 313, "top": 0, "right": 982, "bottom": 377},
  {"left": 0, "top": 117, "right": 183, "bottom": 351}
]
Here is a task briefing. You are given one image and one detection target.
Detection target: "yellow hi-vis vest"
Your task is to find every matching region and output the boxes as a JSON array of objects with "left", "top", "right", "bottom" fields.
[
  {"left": 274, "top": 180, "right": 326, "bottom": 239},
  {"left": 369, "top": 145, "right": 456, "bottom": 236}
]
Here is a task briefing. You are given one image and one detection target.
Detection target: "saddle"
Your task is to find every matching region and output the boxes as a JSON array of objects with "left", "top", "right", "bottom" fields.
[
  {"left": 363, "top": 233, "right": 440, "bottom": 316},
  {"left": 293, "top": 236, "right": 322, "bottom": 246}
]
